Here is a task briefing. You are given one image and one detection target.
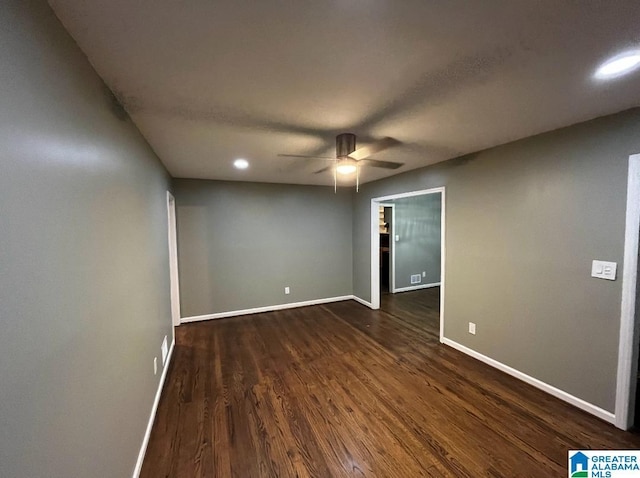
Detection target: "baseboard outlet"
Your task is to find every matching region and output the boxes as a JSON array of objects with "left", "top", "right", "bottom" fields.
[
  {"left": 393, "top": 282, "right": 441, "bottom": 293},
  {"left": 181, "top": 295, "right": 354, "bottom": 323},
  {"left": 132, "top": 335, "right": 176, "bottom": 478},
  {"left": 440, "top": 337, "right": 615, "bottom": 424}
]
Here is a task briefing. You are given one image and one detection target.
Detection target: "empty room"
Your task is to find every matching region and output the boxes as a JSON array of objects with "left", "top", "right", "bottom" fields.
[{"left": 4, "top": 1, "right": 640, "bottom": 477}]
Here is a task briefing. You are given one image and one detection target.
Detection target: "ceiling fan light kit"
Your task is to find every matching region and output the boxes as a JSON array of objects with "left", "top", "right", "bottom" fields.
[
  {"left": 279, "top": 133, "right": 403, "bottom": 193},
  {"left": 336, "top": 160, "right": 357, "bottom": 175},
  {"left": 335, "top": 133, "right": 359, "bottom": 192}
]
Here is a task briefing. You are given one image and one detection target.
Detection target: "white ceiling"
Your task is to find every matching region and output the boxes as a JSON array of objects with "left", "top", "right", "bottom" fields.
[{"left": 49, "top": 0, "right": 640, "bottom": 186}]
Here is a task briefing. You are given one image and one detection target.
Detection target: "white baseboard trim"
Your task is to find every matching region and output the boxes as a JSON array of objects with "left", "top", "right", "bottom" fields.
[
  {"left": 132, "top": 335, "right": 176, "bottom": 478},
  {"left": 441, "top": 337, "right": 616, "bottom": 424},
  {"left": 181, "top": 295, "right": 354, "bottom": 323},
  {"left": 393, "top": 282, "right": 441, "bottom": 293},
  {"left": 351, "top": 295, "right": 374, "bottom": 309}
]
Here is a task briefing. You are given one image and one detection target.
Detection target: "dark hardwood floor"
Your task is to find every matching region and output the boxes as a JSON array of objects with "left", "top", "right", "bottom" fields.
[{"left": 141, "top": 288, "right": 640, "bottom": 477}]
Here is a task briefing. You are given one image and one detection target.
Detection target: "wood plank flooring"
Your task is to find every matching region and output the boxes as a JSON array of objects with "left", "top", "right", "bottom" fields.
[{"left": 141, "top": 289, "right": 640, "bottom": 477}]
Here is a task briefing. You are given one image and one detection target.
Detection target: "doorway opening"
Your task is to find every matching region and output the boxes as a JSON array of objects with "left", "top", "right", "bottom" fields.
[
  {"left": 379, "top": 203, "right": 395, "bottom": 294},
  {"left": 167, "top": 191, "right": 181, "bottom": 328},
  {"left": 616, "top": 153, "right": 640, "bottom": 430},
  {"left": 370, "top": 187, "right": 445, "bottom": 341}
]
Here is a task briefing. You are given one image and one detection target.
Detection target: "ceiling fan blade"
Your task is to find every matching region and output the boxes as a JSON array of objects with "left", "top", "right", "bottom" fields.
[
  {"left": 278, "top": 154, "right": 335, "bottom": 160},
  {"left": 359, "top": 158, "right": 403, "bottom": 170},
  {"left": 348, "top": 137, "right": 400, "bottom": 161},
  {"left": 314, "top": 166, "right": 332, "bottom": 174}
]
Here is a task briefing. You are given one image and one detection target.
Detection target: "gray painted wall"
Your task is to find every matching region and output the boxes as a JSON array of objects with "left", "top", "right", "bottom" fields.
[
  {"left": 354, "top": 109, "right": 640, "bottom": 413},
  {"left": 0, "top": 2, "right": 173, "bottom": 477},
  {"left": 393, "top": 194, "right": 442, "bottom": 289},
  {"left": 174, "top": 180, "right": 353, "bottom": 317}
]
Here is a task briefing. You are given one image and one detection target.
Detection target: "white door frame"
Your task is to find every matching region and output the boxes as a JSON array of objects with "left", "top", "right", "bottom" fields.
[
  {"left": 370, "top": 187, "right": 446, "bottom": 341},
  {"left": 166, "top": 191, "right": 181, "bottom": 328},
  {"left": 379, "top": 203, "right": 396, "bottom": 293},
  {"left": 615, "top": 153, "right": 640, "bottom": 429}
]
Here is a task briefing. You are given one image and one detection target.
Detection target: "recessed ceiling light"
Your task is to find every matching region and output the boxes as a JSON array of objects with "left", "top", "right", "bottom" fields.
[
  {"left": 594, "top": 50, "right": 640, "bottom": 80},
  {"left": 233, "top": 158, "right": 249, "bottom": 170}
]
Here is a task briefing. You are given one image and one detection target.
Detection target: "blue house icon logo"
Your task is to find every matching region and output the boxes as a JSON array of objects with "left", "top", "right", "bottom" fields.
[{"left": 570, "top": 451, "right": 589, "bottom": 477}]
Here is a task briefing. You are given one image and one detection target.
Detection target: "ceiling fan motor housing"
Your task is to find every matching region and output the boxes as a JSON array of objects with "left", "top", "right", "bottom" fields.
[{"left": 336, "top": 133, "right": 356, "bottom": 159}]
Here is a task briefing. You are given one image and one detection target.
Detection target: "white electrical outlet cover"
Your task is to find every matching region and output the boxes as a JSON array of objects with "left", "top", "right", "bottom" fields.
[{"left": 469, "top": 322, "right": 476, "bottom": 335}]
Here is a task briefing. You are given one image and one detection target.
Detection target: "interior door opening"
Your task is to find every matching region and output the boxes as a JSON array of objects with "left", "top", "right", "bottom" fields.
[
  {"left": 370, "top": 187, "right": 446, "bottom": 342},
  {"left": 167, "top": 191, "right": 181, "bottom": 328},
  {"left": 379, "top": 204, "right": 394, "bottom": 294},
  {"left": 615, "top": 152, "right": 640, "bottom": 430}
]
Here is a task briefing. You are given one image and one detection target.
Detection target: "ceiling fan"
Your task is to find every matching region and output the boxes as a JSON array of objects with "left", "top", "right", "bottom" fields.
[{"left": 278, "top": 133, "right": 403, "bottom": 191}]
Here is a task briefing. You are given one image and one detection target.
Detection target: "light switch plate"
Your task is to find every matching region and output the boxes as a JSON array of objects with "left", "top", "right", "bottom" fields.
[{"left": 591, "top": 260, "right": 617, "bottom": 281}]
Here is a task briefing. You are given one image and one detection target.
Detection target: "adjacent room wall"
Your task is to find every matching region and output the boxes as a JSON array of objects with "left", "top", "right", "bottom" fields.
[
  {"left": 0, "top": 1, "right": 173, "bottom": 477},
  {"left": 353, "top": 108, "right": 640, "bottom": 413},
  {"left": 393, "top": 193, "right": 442, "bottom": 289},
  {"left": 174, "top": 179, "right": 353, "bottom": 318}
]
